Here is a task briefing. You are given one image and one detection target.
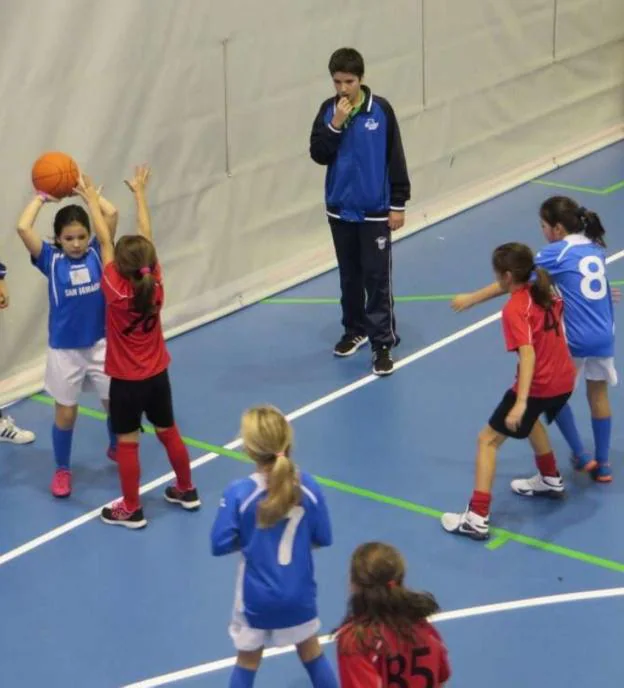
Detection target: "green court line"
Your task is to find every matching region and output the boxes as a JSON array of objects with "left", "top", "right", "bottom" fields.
[
  {"left": 30, "top": 393, "right": 624, "bottom": 573},
  {"left": 262, "top": 294, "right": 456, "bottom": 305},
  {"left": 531, "top": 178, "right": 624, "bottom": 196}
]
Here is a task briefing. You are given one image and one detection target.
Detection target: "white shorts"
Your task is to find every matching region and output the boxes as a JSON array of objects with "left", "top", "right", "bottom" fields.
[
  {"left": 573, "top": 356, "right": 618, "bottom": 387},
  {"left": 228, "top": 607, "right": 321, "bottom": 652},
  {"left": 45, "top": 339, "right": 110, "bottom": 406}
]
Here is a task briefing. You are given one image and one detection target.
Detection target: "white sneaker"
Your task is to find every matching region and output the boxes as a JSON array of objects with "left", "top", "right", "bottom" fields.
[
  {"left": 0, "top": 416, "right": 35, "bottom": 444},
  {"left": 511, "top": 473, "right": 564, "bottom": 498},
  {"left": 441, "top": 508, "right": 490, "bottom": 540}
]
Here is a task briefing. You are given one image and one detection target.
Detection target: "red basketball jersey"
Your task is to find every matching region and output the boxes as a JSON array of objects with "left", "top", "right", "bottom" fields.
[
  {"left": 102, "top": 262, "right": 170, "bottom": 381},
  {"left": 502, "top": 286, "right": 575, "bottom": 398},
  {"left": 337, "top": 620, "right": 451, "bottom": 687}
]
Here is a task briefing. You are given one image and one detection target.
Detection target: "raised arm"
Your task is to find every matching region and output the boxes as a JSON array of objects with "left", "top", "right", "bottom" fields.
[
  {"left": 74, "top": 175, "right": 114, "bottom": 266},
  {"left": 124, "top": 165, "right": 152, "bottom": 241},
  {"left": 97, "top": 192, "right": 119, "bottom": 241},
  {"left": 16, "top": 194, "right": 56, "bottom": 259}
]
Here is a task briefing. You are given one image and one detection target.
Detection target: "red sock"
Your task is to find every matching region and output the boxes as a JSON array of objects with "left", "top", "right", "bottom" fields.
[
  {"left": 156, "top": 425, "right": 193, "bottom": 492},
  {"left": 469, "top": 490, "right": 491, "bottom": 517},
  {"left": 116, "top": 441, "right": 141, "bottom": 512},
  {"left": 535, "top": 452, "right": 559, "bottom": 478}
]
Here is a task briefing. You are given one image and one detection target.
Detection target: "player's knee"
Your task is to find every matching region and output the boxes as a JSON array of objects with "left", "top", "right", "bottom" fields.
[{"left": 55, "top": 403, "right": 77, "bottom": 429}]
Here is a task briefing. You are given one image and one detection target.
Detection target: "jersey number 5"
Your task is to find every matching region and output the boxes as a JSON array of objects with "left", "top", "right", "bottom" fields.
[
  {"left": 278, "top": 506, "right": 305, "bottom": 566},
  {"left": 387, "top": 647, "right": 435, "bottom": 687},
  {"left": 579, "top": 256, "right": 607, "bottom": 300}
]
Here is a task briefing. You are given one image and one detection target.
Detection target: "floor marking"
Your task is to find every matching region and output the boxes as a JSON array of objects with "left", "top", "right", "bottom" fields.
[
  {"left": 6, "top": 249, "right": 624, "bottom": 569},
  {"left": 122, "top": 586, "right": 624, "bottom": 686},
  {"left": 26, "top": 400, "right": 624, "bottom": 573},
  {"left": 262, "top": 294, "right": 456, "bottom": 304},
  {"left": 531, "top": 178, "right": 624, "bottom": 195}
]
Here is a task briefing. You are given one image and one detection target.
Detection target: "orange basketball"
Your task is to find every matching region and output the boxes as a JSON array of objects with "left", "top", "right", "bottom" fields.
[{"left": 31, "top": 152, "right": 79, "bottom": 199}]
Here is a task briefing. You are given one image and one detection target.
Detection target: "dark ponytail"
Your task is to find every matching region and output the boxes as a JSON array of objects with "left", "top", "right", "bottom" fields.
[
  {"left": 335, "top": 542, "right": 440, "bottom": 654},
  {"left": 113, "top": 235, "right": 158, "bottom": 317},
  {"left": 492, "top": 242, "right": 554, "bottom": 310},
  {"left": 540, "top": 195, "right": 606, "bottom": 247}
]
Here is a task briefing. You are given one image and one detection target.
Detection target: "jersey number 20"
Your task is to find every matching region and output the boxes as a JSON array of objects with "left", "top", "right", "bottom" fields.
[
  {"left": 579, "top": 256, "right": 607, "bottom": 300},
  {"left": 123, "top": 304, "right": 161, "bottom": 336}
]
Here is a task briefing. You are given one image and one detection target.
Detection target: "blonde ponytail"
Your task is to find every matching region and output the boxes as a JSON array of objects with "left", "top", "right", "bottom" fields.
[
  {"left": 240, "top": 405, "right": 301, "bottom": 529},
  {"left": 257, "top": 452, "right": 301, "bottom": 528}
]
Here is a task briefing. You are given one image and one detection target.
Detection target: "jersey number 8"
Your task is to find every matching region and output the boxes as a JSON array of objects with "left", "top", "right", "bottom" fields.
[{"left": 579, "top": 256, "right": 607, "bottom": 300}]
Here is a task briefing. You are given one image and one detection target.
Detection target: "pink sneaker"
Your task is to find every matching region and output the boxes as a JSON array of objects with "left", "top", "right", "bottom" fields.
[{"left": 51, "top": 469, "right": 72, "bottom": 498}]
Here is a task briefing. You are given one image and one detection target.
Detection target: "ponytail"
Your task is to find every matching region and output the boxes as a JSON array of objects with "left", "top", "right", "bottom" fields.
[
  {"left": 129, "top": 271, "right": 157, "bottom": 317},
  {"left": 579, "top": 208, "right": 606, "bottom": 248},
  {"left": 530, "top": 266, "right": 554, "bottom": 311},
  {"left": 257, "top": 453, "right": 301, "bottom": 528}
]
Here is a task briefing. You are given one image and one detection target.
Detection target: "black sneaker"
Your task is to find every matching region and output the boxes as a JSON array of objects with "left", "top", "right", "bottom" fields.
[
  {"left": 164, "top": 486, "right": 201, "bottom": 511},
  {"left": 372, "top": 346, "right": 394, "bottom": 376},
  {"left": 334, "top": 334, "right": 369, "bottom": 357},
  {"left": 100, "top": 500, "right": 147, "bottom": 529}
]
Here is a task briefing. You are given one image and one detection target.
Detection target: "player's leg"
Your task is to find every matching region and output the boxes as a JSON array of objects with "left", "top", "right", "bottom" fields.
[
  {"left": 146, "top": 370, "right": 200, "bottom": 510},
  {"left": 586, "top": 357, "right": 617, "bottom": 482},
  {"left": 0, "top": 408, "right": 35, "bottom": 444},
  {"left": 296, "top": 636, "right": 338, "bottom": 688},
  {"left": 86, "top": 338, "right": 117, "bottom": 461},
  {"left": 510, "top": 418, "right": 566, "bottom": 497},
  {"left": 328, "top": 218, "right": 368, "bottom": 356},
  {"left": 359, "top": 221, "right": 398, "bottom": 376},
  {"left": 100, "top": 378, "right": 146, "bottom": 528},
  {"left": 44, "top": 348, "right": 85, "bottom": 497},
  {"left": 230, "top": 649, "right": 263, "bottom": 687},
  {"left": 556, "top": 358, "right": 593, "bottom": 470}
]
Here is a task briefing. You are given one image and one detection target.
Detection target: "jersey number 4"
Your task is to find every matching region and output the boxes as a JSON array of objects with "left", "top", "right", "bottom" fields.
[{"left": 123, "top": 304, "right": 161, "bottom": 336}]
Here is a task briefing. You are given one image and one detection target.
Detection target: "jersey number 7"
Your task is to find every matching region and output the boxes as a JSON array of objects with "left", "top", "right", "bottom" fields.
[{"left": 278, "top": 506, "right": 305, "bottom": 566}]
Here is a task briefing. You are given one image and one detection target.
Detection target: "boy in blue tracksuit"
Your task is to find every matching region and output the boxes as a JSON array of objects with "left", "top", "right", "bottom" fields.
[
  {"left": 310, "top": 47, "right": 410, "bottom": 376},
  {"left": 0, "top": 261, "right": 36, "bottom": 444}
]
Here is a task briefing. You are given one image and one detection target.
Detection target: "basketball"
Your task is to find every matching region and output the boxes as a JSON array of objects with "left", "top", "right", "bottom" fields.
[{"left": 31, "top": 151, "right": 79, "bottom": 199}]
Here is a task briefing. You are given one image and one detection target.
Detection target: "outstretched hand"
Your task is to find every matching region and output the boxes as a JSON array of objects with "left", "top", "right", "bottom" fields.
[{"left": 124, "top": 164, "right": 151, "bottom": 193}]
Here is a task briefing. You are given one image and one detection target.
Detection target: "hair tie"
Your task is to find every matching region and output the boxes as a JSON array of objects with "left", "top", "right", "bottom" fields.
[
  {"left": 387, "top": 580, "right": 397, "bottom": 589},
  {"left": 139, "top": 266, "right": 152, "bottom": 276},
  {"left": 274, "top": 452, "right": 286, "bottom": 460}
]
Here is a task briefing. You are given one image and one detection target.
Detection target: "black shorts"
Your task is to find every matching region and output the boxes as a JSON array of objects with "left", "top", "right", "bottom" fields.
[
  {"left": 109, "top": 369, "right": 175, "bottom": 435},
  {"left": 488, "top": 389, "right": 571, "bottom": 439}
]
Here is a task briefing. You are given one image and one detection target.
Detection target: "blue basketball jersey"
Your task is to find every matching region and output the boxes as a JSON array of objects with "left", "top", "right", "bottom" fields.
[
  {"left": 32, "top": 238, "right": 106, "bottom": 349},
  {"left": 535, "top": 235, "right": 614, "bottom": 358},
  {"left": 211, "top": 471, "right": 333, "bottom": 630}
]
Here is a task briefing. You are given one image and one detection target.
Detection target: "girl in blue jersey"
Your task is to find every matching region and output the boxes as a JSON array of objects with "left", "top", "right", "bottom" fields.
[
  {"left": 16, "top": 190, "right": 119, "bottom": 497},
  {"left": 452, "top": 196, "right": 615, "bottom": 483},
  {"left": 211, "top": 405, "right": 338, "bottom": 688}
]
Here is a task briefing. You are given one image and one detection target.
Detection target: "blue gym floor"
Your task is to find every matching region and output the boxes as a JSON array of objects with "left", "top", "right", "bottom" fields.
[{"left": 2, "top": 141, "right": 624, "bottom": 687}]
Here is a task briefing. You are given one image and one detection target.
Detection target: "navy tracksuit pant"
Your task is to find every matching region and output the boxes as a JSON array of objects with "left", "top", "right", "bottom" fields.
[{"left": 329, "top": 218, "right": 399, "bottom": 350}]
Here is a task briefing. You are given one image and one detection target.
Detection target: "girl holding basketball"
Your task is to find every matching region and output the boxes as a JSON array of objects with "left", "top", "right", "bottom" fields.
[
  {"left": 453, "top": 197, "right": 616, "bottom": 482},
  {"left": 210, "top": 405, "right": 337, "bottom": 688},
  {"left": 17, "top": 189, "right": 118, "bottom": 497},
  {"left": 335, "top": 542, "right": 451, "bottom": 687},
  {"left": 442, "top": 243, "right": 576, "bottom": 540},
  {"left": 74, "top": 167, "right": 199, "bottom": 528}
]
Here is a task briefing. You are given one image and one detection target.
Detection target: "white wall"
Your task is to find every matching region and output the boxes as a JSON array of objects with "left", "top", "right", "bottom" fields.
[{"left": 1, "top": 0, "right": 623, "bottom": 404}]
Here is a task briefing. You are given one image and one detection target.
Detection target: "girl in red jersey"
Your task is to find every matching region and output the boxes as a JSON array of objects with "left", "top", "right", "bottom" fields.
[
  {"left": 335, "top": 542, "right": 450, "bottom": 688},
  {"left": 442, "top": 242, "right": 576, "bottom": 541},
  {"left": 74, "top": 168, "right": 200, "bottom": 528}
]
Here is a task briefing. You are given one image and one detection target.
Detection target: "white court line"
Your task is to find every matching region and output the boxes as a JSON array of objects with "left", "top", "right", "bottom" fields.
[
  {"left": 0, "top": 310, "right": 502, "bottom": 568},
  {"left": 3, "top": 248, "right": 624, "bottom": 569},
  {"left": 123, "top": 586, "right": 624, "bottom": 687}
]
